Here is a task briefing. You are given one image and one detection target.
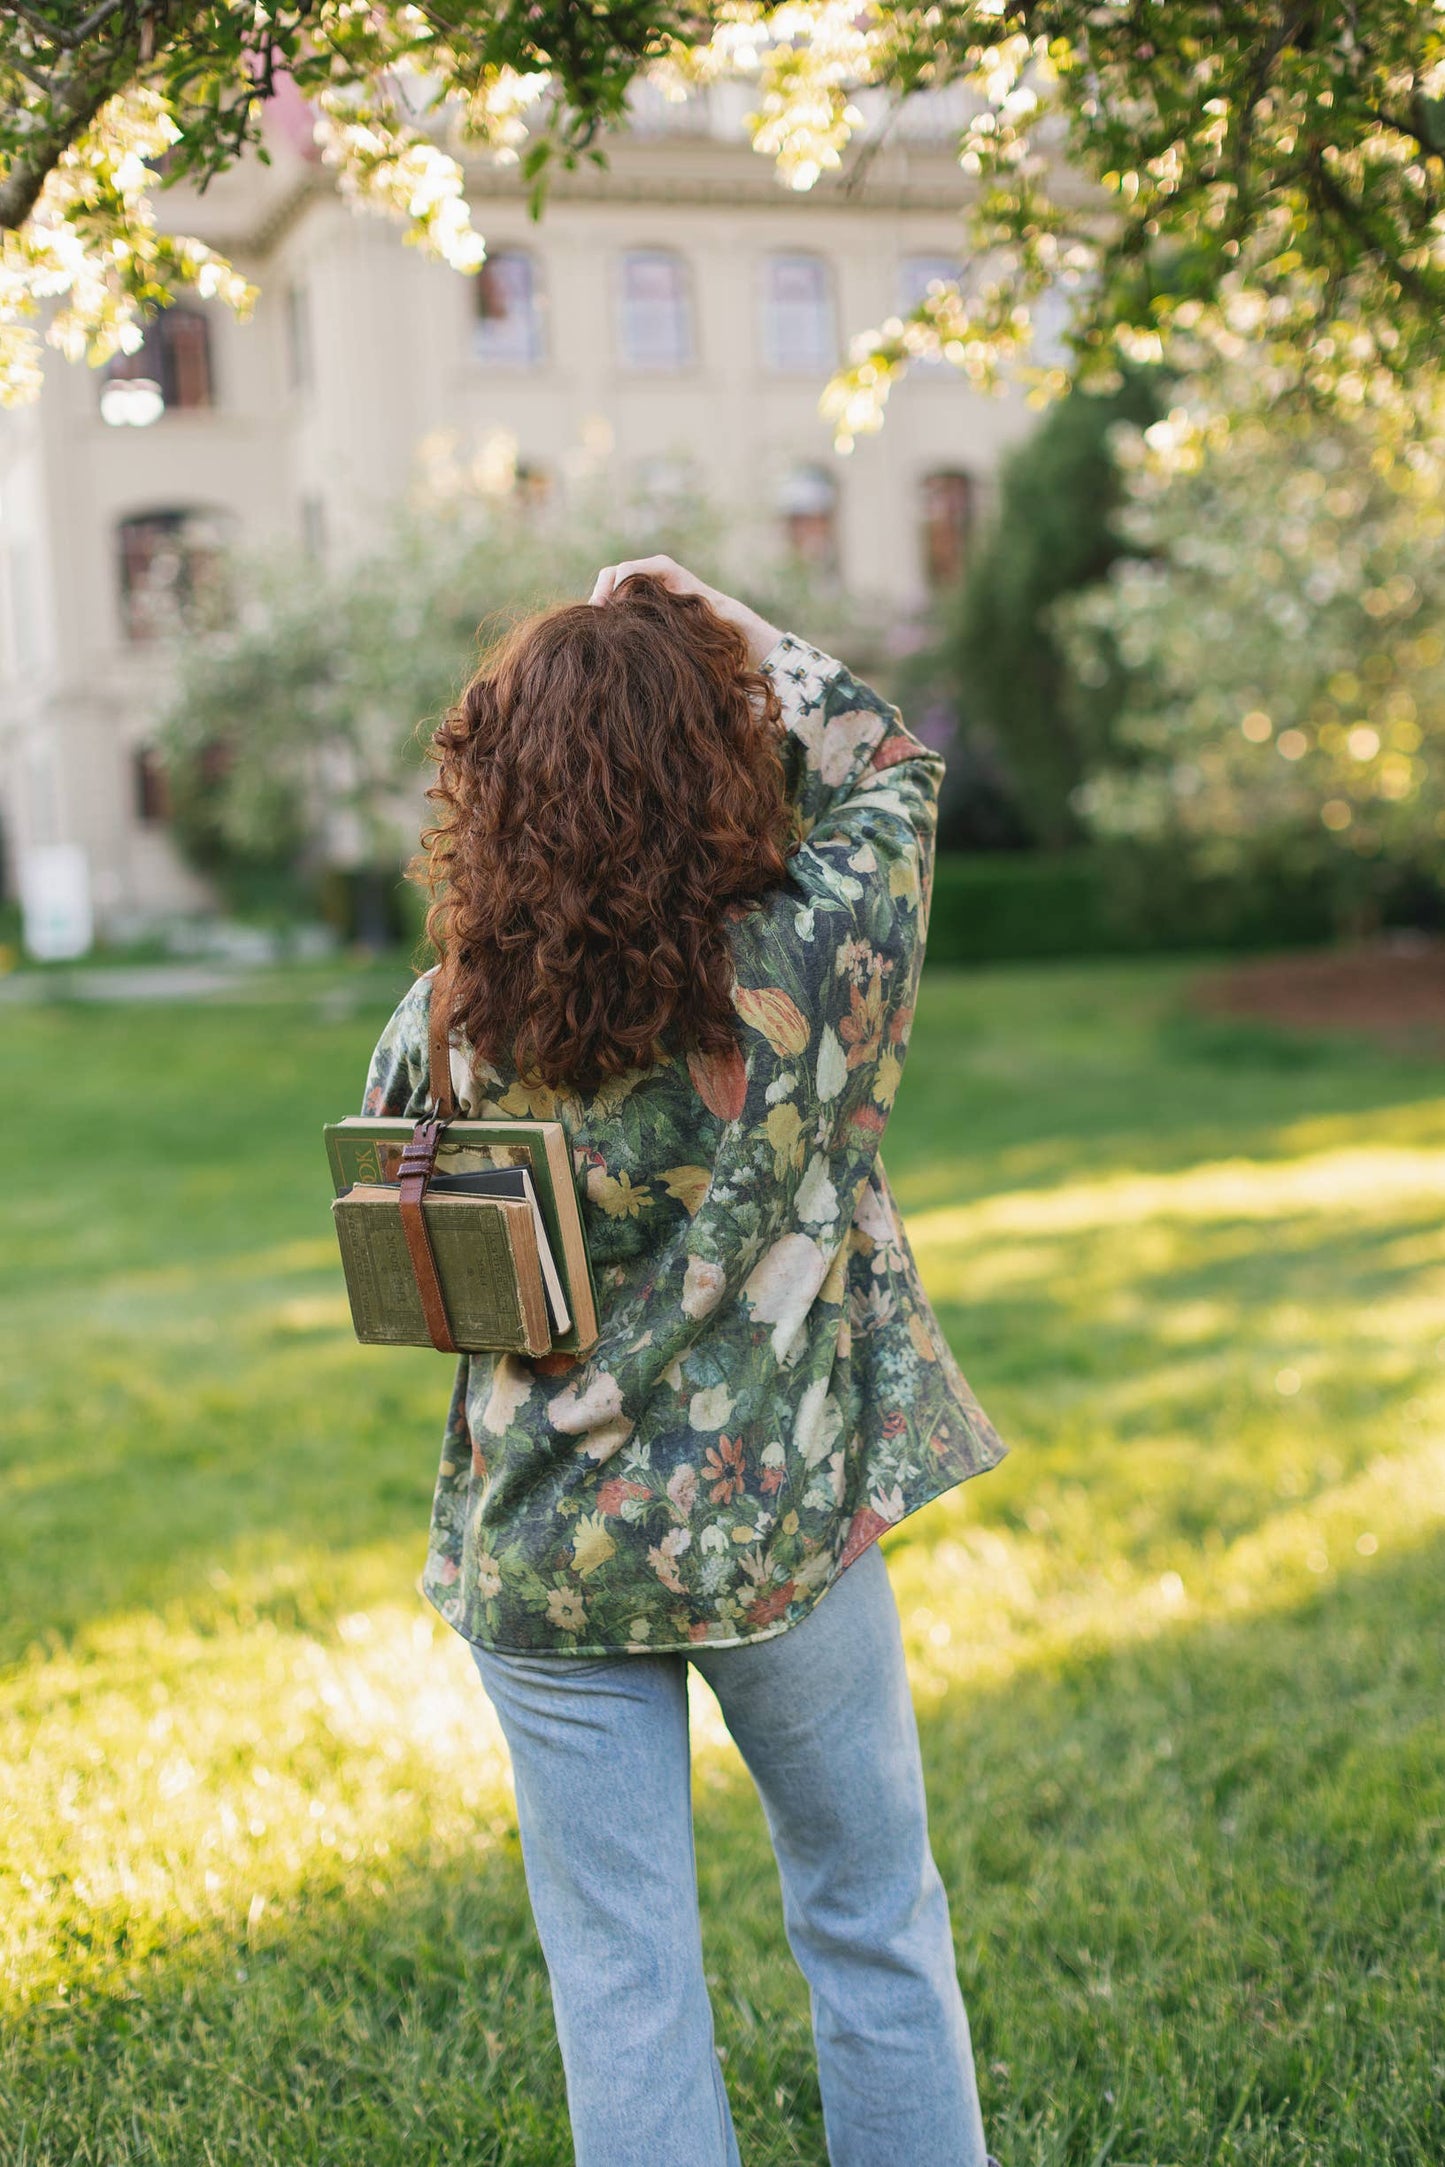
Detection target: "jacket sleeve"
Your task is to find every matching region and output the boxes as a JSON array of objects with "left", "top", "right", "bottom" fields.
[
  {"left": 548, "top": 631, "right": 944, "bottom": 1445},
  {"left": 763, "top": 629, "right": 945, "bottom": 846}
]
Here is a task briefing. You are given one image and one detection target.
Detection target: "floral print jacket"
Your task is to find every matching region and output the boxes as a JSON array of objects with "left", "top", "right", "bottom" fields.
[{"left": 361, "top": 633, "right": 1007, "bottom": 1654}]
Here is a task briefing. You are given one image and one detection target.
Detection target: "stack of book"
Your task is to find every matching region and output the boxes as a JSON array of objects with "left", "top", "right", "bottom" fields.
[{"left": 326, "top": 1118, "right": 599, "bottom": 1358}]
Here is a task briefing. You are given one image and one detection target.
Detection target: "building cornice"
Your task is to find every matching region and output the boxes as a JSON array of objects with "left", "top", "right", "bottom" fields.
[
  {"left": 170, "top": 126, "right": 1094, "bottom": 264},
  {"left": 463, "top": 138, "right": 977, "bottom": 216},
  {"left": 206, "top": 138, "right": 993, "bottom": 263}
]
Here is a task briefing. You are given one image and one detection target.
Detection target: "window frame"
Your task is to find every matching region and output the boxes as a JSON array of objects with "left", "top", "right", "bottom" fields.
[
  {"left": 473, "top": 247, "right": 547, "bottom": 369},
  {"left": 776, "top": 461, "right": 841, "bottom": 574},
  {"left": 615, "top": 247, "right": 697, "bottom": 373},
  {"left": 114, "top": 506, "right": 235, "bottom": 645},
  {"left": 102, "top": 303, "right": 215, "bottom": 416},
  {"left": 917, "top": 468, "right": 975, "bottom": 593},
  {"left": 285, "top": 283, "right": 313, "bottom": 398},
  {"left": 759, "top": 251, "right": 837, "bottom": 376}
]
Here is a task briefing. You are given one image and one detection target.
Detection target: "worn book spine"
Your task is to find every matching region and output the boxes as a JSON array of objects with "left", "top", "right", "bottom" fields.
[
  {"left": 332, "top": 1188, "right": 551, "bottom": 1356},
  {"left": 534, "top": 1124, "right": 599, "bottom": 1353},
  {"left": 325, "top": 1118, "right": 599, "bottom": 1355}
]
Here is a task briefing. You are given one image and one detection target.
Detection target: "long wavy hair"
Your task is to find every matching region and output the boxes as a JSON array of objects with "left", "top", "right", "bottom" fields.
[{"left": 416, "top": 574, "right": 801, "bottom": 1092}]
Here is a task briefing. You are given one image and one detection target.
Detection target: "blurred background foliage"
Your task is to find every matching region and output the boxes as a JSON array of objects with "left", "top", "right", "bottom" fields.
[
  {"left": 1062, "top": 371, "right": 1445, "bottom": 924},
  {"left": 913, "top": 364, "right": 1445, "bottom": 962},
  {"left": 158, "top": 468, "right": 866, "bottom": 949},
  {"left": 937, "top": 365, "right": 1164, "bottom": 853},
  {"left": 157, "top": 343, "right": 1445, "bottom": 971}
]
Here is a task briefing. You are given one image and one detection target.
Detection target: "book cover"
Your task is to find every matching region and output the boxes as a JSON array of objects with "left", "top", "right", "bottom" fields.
[
  {"left": 324, "top": 1117, "right": 599, "bottom": 1355},
  {"left": 332, "top": 1187, "right": 552, "bottom": 1356},
  {"left": 427, "top": 1166, "right": 571, "bottom": 1336}
]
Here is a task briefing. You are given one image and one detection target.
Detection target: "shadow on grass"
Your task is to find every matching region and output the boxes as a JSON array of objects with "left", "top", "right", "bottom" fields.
[
  {"left": 6, "top": 1540, "right": 1440, "bottom": 2167},
  {"left": 888, "top": 965, "right": 1445, "bottom": 1212},
  {"left": 5, "top": 965, "right": 1444, "bottom": 1665},
  {"left": 7, "top": 1169, "right": 1437, "bottom": 1666}
]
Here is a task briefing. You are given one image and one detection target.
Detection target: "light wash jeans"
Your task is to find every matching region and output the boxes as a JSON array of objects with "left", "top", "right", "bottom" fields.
[{"left": 469, "top": 1540, "right": 992, "bottom": 2167}]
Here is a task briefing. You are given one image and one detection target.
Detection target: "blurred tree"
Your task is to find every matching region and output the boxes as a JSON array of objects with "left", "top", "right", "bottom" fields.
[
  {"left": 157, "top": 470, "right": 863, "bottom": 922},
  {"left": 1060, "top": 370, "right": 1445, "bottom": 928},
  {"left": 3, "top": 5, "right": 1442, "bottom": 418},
  {"left": 944, "top": 369, "right": 1161, "bottom": 847}
]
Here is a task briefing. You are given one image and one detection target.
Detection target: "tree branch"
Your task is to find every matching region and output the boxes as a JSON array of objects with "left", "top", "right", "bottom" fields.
[
  {"left": 0, "top": 33, "right": 142, "bottom": 226},
  {"left": 0, "top": 0, "right": 133, "bottom": 51},
  {"left": 1308, "top": 148, "right": 1445, "bottom": 313}
]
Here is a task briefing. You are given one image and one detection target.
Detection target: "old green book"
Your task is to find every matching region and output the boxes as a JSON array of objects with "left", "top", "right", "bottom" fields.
[
  {"left": 324, "top": 1116, "right": 598, "bottom": 1355},
  {"left": 332, "top": 1186, "right": 551, "bottom": 1355}
]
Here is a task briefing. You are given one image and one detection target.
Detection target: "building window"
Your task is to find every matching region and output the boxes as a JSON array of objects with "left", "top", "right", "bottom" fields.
[
  {"left": 777, "top": 463, "right": 839, "bottom": 570},
  {"left": 474, "top": 249, "right": 545, "bottom": 367},
  {"left": 301, "top": 496, "right": 326, "bottom": 559},
  {"left": 919, "top": 470, "right": 975, "bottom": 591},
  {"left": 101, "top": 305, "right": 213, "bottom": 422},
  {"left": 761, "top": 253, "right": 836, "bottom": 374},
  {"left": 116, "top": 508, "right": 234, "bottom": 643},
  {"left": 898, "top": 255, "right": 964, "bottom": 370},
  {"left": 132, "top": 746, "right": 172, "bottom": 825},
  {"left": 618, "top": 250, "right": 694, "bottom": 371},
  {"left": 285, "top": 284, "right": 312, "bottom": 395}
]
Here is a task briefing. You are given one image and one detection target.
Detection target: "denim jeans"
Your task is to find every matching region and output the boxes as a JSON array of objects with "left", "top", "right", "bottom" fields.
[{"left": 469, "top": 1540, "right": 991, "bottom": 2167}]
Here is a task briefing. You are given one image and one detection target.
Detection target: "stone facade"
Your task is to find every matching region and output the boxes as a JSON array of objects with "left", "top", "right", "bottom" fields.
[{"left": 0, "top": 84, "right": 1043, "bottom": 938}]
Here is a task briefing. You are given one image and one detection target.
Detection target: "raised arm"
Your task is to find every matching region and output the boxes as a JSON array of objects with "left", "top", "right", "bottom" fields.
[{"left": 558, "top": 622, "right": 944, "bottom": 1427}]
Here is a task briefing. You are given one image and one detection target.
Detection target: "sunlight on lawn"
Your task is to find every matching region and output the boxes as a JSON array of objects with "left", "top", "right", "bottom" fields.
[
  {"left": 8, "top": 1095, "right": 1443, "bottom": 2009},
  {"left": 4, "top": 1598, "right": 513, "bottom": 1993},
  {"left": 893, "top": 1125, "right": 1445, "bottom": 1693},
  {"left": 4, "top": 966, "right": 1444, "bottom": 2164}
]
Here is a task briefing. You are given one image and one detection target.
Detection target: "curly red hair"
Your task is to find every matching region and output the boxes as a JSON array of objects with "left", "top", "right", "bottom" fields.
[{"left": 416, "top": 575, "right": 800, "bottom": 1092}]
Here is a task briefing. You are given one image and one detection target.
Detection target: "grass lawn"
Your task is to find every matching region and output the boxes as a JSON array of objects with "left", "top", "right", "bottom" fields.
[{"left": 1, "top": 956, "right": 1442, "bottom": 2166}]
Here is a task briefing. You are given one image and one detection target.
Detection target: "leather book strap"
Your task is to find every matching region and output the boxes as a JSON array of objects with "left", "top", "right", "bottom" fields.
[
  {"left": 398, "top": 1117, "right": 457, "bottom": 1353},
  {"left": 428, "top": 963, "right": 458, "bottom": 1119}
]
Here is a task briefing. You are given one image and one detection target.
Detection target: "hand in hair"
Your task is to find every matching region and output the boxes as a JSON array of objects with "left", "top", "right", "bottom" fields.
[{"left": 588, "top": 554, "right": 782, "bottom": 669}]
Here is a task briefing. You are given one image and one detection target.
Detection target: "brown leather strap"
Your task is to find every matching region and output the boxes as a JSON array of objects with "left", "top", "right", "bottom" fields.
[
  {"left": 428, "top": 964, "right": 457, "bottom": 1119},
  {"left": 398, "top": 1117, "right": 457, "bottom": 1353}
]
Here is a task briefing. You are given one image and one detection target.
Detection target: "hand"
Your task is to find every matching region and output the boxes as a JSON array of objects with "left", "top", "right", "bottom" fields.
[{"left": 588, "top": 554, "right": 782, "bottom": 669}]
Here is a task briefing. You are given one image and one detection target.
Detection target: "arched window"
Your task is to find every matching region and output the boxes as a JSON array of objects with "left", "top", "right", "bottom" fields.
[
  {"left": 101, "top": 305, "right": 213, "bottom": 421},
  {"left": 618, "top": 250, "right": 694, "bottom": 371},
  {"left": 132, "top": 746, "right": 172, "bottom": 825},
  {"left": 898, "top": 255, "right": 964, "bottom": 371},
  {"left": 116, "top": 508, "right": 234, "bottom": 643},
  {"left": 301, "top": 495, "right": 326, "bottom": 559},
  {"left": 919, "top": 470, "right": 974, "bottom": 590},
  {"left": 474, "top": 249, "right": 545, "bottom": 367},
  {"left": 777, "top": 463, "right": 839, "bottom": 571},
  {"left": 285, "top": 284, "right": 313, "bottom": 395},
  {"left": 761, "top": 253, "right": 836, "bottom": 374}
]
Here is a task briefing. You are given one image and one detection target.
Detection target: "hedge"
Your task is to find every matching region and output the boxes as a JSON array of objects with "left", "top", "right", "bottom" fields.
[
  {"left": 923, "top": 850, "right": 1350, "bottom": 966},
  {"left": 320, "top": 847, "right": 1432, "bottom": 971}
]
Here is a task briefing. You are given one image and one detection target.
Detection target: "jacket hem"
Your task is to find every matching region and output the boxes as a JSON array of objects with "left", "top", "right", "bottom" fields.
[{"left": 422, "top": 1417, "right": 1009, "bottom": 1661}]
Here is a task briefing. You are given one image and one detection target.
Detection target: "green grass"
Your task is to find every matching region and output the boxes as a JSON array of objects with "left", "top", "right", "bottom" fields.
[{"left": 2, "top": 957, "right": 1442, "bottom": 2166}]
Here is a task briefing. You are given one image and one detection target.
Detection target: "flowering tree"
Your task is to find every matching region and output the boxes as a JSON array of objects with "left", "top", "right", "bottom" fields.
[
  {"left": 2, "top": 3, "right": 1442, "bottom": 423},
  {"left": 1060, "top": 370, "right": 1445, "bottom": 901},
  {"left": 158, "top": 463, "right": 859, "bottom": 902}
]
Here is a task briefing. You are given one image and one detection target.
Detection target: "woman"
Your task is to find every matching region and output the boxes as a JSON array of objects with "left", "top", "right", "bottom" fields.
[{"left": 362, "top": 556, "right": 1008, "bottom": 2166}]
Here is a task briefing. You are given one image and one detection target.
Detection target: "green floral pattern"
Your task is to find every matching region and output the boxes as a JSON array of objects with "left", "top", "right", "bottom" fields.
[{"left": 362, "top": 634, "right": 1007, "bottom": 1654}]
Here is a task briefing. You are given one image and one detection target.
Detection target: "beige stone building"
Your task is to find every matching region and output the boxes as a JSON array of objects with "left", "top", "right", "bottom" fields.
[{"left": 0, "top": 81, "right": 1046, "bottom": 945}]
